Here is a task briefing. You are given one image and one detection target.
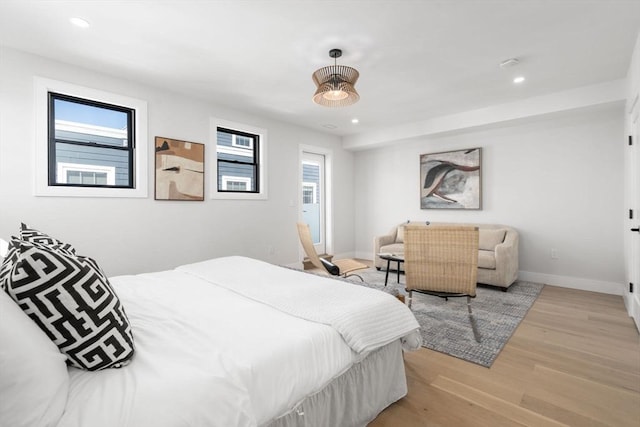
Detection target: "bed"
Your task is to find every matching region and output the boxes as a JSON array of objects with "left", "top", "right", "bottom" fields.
[{"left": 0, "top": 232, "right": 421, "bottom": 427}]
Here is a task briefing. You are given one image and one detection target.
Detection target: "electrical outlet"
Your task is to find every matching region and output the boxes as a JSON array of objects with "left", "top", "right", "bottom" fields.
[{"left": 550, "top": 248, "right": 558, "bottom": 259}]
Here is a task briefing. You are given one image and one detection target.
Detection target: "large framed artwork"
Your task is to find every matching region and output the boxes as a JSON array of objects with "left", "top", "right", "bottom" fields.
[
  {"left": 420, "top": 147, "right": 481, "bottom": 209},
  {"left": 155, "top": 137, "right": 205, "bottom": 201}
]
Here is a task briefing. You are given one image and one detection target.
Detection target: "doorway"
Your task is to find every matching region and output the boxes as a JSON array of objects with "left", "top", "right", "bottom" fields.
[
  {"left": 300, "top": 149, "right": 330, "bottom": 256},
  {"left": 626, "top": 93, "right": 640, "bottom": 329}
]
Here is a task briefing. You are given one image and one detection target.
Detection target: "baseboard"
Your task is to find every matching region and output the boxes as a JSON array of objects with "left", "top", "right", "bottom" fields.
[
  {"left": 334, "top": 251, "right": 360, "bottom": 261},
  {"left": 354, "top": 255, "right": 624, "bottom": 295},
  {"left": 317, "top": 254, "right": 637, "bottom": 329},
  {"left": 356, "top": 252, "right": 375, "bottom": 261},
  {"left": 623, "top": 292, "right": 640, "bottom": 332},
  {"left": 518, "top": 271, "right": 623, "bottom": 295}
]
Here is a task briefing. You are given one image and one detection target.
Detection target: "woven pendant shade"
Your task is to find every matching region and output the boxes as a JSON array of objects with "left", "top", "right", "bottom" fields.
[{"left": 312, "top": 49, "right": 360, "bottom": 107}]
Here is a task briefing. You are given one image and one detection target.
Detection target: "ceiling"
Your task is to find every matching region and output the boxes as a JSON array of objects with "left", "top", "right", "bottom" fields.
[{"left": 0, "top": 0, "right": 639, "bottom": 137}]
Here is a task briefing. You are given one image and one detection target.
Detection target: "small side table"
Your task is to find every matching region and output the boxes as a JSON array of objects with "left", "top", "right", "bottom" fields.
[{"left": 378, "top": 253, "right": 405, "bottom": 287}]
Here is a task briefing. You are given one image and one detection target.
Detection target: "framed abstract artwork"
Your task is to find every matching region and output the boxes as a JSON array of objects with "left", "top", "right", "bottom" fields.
[
  {"left": 155, "top": 137, "right": 205, "bottom": 201},
  {"left": 420, "top": 147, "right": 481, "bottom": 209}
]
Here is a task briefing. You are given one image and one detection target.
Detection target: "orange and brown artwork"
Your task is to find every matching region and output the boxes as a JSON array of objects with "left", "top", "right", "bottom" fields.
[{"left": 154, "top": 137, "right": 204, "bottom": 201}]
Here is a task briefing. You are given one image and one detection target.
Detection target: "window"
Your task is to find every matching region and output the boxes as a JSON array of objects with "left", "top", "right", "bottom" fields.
[
  {"left": 232, "top": 134, "right": 253, "bottom": 149},
  {"left": 48, "top": 93, "right": 133, "bottom": 188},
  {"left": 216, "top": 127, "right": 259, "bottom": 193},
  {"left": 56, "top": 162, "right": 116, "bottom": 185},
  {"left": 35, "top": 77, "right": 148, "bottom": 198},
  {"left": 210, "top": 118, "right": 267, "bottom": 200},
  {"left": 302, "top": 183, "right": 317, "bottom": 204},
  {"left": 221, "top": 176, "right": 251, "bottom": 191}
]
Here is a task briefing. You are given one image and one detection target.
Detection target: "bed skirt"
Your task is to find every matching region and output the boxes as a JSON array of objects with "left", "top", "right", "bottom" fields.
[{"left": 265, "top": 339, "right": 406, "bottom": 427}]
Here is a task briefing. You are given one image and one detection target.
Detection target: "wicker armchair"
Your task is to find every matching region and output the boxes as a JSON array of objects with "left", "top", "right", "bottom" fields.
[
  {"left": 296, "top": 222, "right": 368, "bottom": 280},
  {"left": 404, "top": 225, "right": 480, "bottom": 340}
]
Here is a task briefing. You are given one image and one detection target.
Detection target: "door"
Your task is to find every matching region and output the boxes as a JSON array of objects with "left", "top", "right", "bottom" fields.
[
  {"left": 626, "top": 93, "right": 640, "bottom": 328},
  {"left": 301, "top": 152, "right": 326, "bottom": 255}
]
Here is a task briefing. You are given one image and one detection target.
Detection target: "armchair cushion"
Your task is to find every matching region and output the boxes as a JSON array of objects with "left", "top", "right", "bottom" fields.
[
  {"left": 477, "top": 250, "right": 497, "bottom": 269},
  {"left": 380, "top": 242, "right": 404, "bottom": 256},
  {"left": 479, "top": 228, "right": 506, "bottom": 251}
]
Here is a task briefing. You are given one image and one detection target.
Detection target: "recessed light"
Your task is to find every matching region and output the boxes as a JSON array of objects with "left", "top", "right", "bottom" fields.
[
  {"left": 351, "top": 118, "right": 359, "bottom": 124},
  {"left": 70, "top": 17, "right": 90, "bottom": 28},
  {"left": 513, "top": 76, "right": 525, "bottom": 84}
]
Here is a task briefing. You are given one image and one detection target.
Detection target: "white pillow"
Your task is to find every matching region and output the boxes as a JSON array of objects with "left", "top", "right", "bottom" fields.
[
  {"left": 0, "top": 238, "right": 8, "bottom": 261},
  {"left": 0, "top": 291, "right": 69, "bottom": 427}
]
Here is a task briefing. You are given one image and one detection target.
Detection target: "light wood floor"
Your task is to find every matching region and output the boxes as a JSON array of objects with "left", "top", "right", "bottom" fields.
[{"left": 368, "top": 285, "right": 640, "bottom": 427}]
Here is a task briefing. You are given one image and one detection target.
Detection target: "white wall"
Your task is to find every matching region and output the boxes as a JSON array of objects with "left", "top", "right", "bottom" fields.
[
  {"left": 0, "top": 47, "right": 356, "bottom": 276},
  {"left": 354, "top": 106, "right": 625, "bottom": 294},
  {"left": 0, "top": 46, "right": 628, "bottom": 296}
]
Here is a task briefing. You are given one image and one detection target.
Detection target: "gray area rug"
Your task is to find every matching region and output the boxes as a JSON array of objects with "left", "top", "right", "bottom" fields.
[{"left": 346, "top": 268, "right": 544, "bottom": 368}]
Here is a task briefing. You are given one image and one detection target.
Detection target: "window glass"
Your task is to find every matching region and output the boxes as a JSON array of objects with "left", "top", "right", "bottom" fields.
[
  {"left": 49, "top": 93, "right": 134, "bottom": 188},
  {"left": 216, "top": 127, "right": 259, "bottom": 193}
]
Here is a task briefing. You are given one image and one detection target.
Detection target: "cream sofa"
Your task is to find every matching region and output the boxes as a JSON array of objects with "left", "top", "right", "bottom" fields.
[{"left": 374, "top": 222, "right": 519, "bottom": 289}]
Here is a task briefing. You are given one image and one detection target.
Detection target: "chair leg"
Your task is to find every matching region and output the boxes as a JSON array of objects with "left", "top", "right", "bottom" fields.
[
  {"left": 467, "top": 296, "right": 473, "bottom": 315},
  {"left": 407, "top": 290, "right": 413, "bottom": 308},
  {"left": 345, "top": 273, "right": 364, "bottom": 282}
]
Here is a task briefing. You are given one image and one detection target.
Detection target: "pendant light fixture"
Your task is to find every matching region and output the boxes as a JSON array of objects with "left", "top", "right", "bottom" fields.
[{"left": 312, "top": 49, "right": 360, "bottom": 107}]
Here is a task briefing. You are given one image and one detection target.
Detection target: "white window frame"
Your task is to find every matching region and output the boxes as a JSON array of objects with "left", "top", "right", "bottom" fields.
[
  {"left": 57, "top": 162, "right": 116, "bottom": 185},
  {"left": 34, "top": 77, "right": 148, "bottom": 198},
  {"left": 210, "top": 117, "right": 268, "bottom": 200},
  {"left": 221, "top": 176, "right": 251, "bottom": 191}
]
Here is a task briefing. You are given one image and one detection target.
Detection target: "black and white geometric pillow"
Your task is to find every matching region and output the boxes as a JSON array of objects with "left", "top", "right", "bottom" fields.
[
  {"left": 2, "top": 224, "right": 76, "bottom": 291},
  {"left": 0, "top": 238, "right": 19, "bottom": 292},
  {"left": 20, "top": 223, "right": 77, "bottom": 254},
  {"left": 0, "top": 236, "right": 75, "bottom": 291},
  {"left": 3, "top": 241, "right": 135, "bottom": 370}
]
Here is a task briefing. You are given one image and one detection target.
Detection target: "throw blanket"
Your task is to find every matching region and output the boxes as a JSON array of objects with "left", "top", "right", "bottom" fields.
[{"left": 177, "top": 256, "right": 421, "bottom": 354}]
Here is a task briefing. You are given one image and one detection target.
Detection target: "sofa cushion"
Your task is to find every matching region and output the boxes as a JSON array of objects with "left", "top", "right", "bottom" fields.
[
  {"left": 396, "top": 225, "right": 405, "bottom": 243},
  {"left": 479, "top": 228, "right": 506, "bottom": 251},
  {"left": 379, "top": 243, "right": 405, "bottom": 256},
  {"left": 478, "top": 249, "right": 497, "bottom": 269}
]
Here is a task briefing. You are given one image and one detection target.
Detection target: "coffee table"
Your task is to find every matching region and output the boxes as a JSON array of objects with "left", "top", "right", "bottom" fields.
[{"left": 377, "top": 253, "right": 404, "bottom": 286}]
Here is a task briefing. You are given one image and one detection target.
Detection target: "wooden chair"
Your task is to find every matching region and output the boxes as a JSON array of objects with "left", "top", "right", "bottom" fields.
[
  {"left": 296, "top": 222, "right": 368, "bottom": 281},
  {"left": 404, "top": 225, "right": 481, "bottom": 341}
]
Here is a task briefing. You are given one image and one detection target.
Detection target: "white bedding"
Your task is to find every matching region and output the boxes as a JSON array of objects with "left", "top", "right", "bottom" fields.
[
  {"left": 56, "top": 257, "right": 420, "bottom": 427},
  {"left": 178, "top": 256, "right": 422, "bottom": 354}
]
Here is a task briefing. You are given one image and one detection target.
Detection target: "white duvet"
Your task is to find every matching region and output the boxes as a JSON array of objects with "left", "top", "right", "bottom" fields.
[
  {"left": 178, "top": 256, "right": 421, "bottom": 354},
  {"left": 56, "top": 257, "right": 420, "bottom": 427}
]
